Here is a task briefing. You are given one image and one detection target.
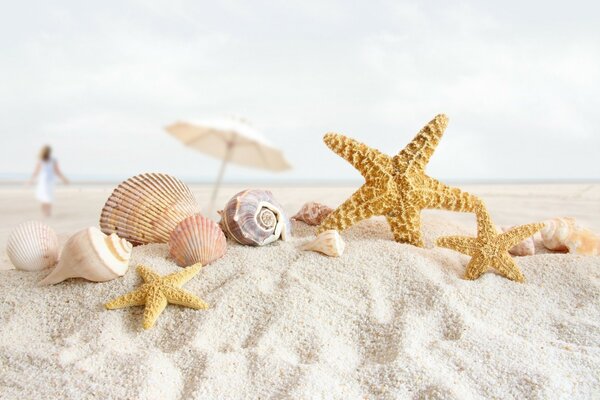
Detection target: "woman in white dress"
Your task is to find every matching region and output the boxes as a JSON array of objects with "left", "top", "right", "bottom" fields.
[{"left": 29, "top": 145, "right": 69, "bottom": 217}]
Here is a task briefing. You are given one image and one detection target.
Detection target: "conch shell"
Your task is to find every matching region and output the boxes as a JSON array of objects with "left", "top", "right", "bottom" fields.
[
  {"left": 169, "top": 214, "right": 227, "bottom": 267},
  {"left": 541, "top": 217, "right": 600, "bottom": 256},
  {"left": 99, "top": 173, "right": 200, "bottom": 246},
  {"left": 39, "top": 227, "right": 131, "bottom": 285},
  {"left": 6, "top": 221, "right": 60, "bottom": 271},
  {"left": 500, "top": 226, "right": 535, "bottom": 256},
  {"left": 292, "top": 202, "right": 333, "bottom": 226},
  {"left": 219, "top": 189, "right": 291, "bottom": 246},
  {"left": 300, "top": 229, "right": 345, "bottom": 257}
]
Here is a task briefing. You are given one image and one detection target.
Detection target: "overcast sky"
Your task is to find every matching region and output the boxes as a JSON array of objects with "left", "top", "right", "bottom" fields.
[{"left": 0, "top": 0, "right": 598, "bottom": 183}]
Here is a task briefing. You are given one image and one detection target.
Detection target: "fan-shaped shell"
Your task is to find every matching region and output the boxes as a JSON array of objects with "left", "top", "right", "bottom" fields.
[
  {"left": 292, "top": 202, "right": 333, "bottom": 226},
  {"left": 39, "top": 227, "right": 132, "bottom": 285},
  {"left": 6, "top": 221, "right": 60, "bottom": 271},
  {"left": 99, "top": 173, "right": 200, "bottom": 245},
  {"left": 169, "top": 214, "right": 227, "bottom": 267},
  {"left": 219, "top": 189, "right": 291, "bottom": 246},
  {"left": 541, "top": 217, "right": 600, "bottom": 256},
  {"left": 300, "top": 229, "right": 345, "bottom": 257}
]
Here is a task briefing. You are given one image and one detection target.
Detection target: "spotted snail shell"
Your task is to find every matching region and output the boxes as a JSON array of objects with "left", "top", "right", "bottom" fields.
[
  {"left": 99, "top": 173, "right": 200, "bottom": 246},
  {"left": 219, "top": 189, "right": 291, "bottom": 246}
]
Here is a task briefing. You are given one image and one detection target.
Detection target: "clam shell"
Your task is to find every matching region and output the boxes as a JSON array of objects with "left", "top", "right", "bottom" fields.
[
  {"left": 169, "top": 214, "right": 227, "bottom": 267},
  {"left": 500, "top": 226, "right": 535, "bottom": 256},
  {"left": 39, "top": 227, "right": 132, "bottom": 285},
  {"left": 219, "top": 189, "right": 291, "bottom": 246},
  {"left": 6, "top": 221, "right": 60, "bottom": 271},
  {"left": 292, "top": 202, "right": 333, "bottom": 225},
  {"left": 99, "top": 173, "right": 200, "bottom": 246},
  {"left": 541, "top": 217, "right": 600, "bottom": 256},
  {"left": 300, "top": 229, "right": 345, "bottom": 257}
]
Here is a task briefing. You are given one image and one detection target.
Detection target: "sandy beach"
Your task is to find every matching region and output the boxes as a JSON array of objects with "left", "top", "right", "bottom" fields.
[{"left": 1, "top": 183, "right": 599, "bottom": 399}]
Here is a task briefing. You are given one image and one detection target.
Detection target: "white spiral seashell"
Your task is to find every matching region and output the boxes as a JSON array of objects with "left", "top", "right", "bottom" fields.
[
  {"left": 541, "top": 217, "right": 600, "bottom": 256},
  {"left": 169, "top": 214, "right": 227, "bottom": 267},
  {"left": 219, "top": 189, "right": 292, "bottom": 246},
  {"left": 99, "top": 173, "right": 200, "bottom": 246},
  {"left": 39, "top": 227, "right": 132, "bottom": 285},
  {"left": 300, "top": 230, "right": 345, "bottom": 257},
  {"left": 6, "top": 221, "right": 60, "bottom": 271}
]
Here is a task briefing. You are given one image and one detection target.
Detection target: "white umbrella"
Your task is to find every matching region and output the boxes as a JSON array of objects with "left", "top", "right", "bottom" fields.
[{"left": 165, "top": 119, "right": 292, "bottom": 212}]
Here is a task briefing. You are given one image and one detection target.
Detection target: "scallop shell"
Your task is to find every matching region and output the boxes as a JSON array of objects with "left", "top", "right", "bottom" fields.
[
  {"left": 541, "top": 217, "right": 600, "bottom": 256},
  {"left": 6, "top": 221, "right": 60, "bottom": 271},
  {"left": 169, "top": 214, "right": 227, "bottom": 267},
  {"left": 39, "top": 227, "right": 131, "bottom": 285},
  {"left": 99, "top": 173, "right": 200, "bottom": 246},
  {"left": 300, "top": 229, "right": 345, "bottom": 257},
  {"left": 292, "top": 202, "right": 333, "bottom": 226},
  {"left": 500, "top": 226, "right": 535, "bottom": 256},
  {"left": 219, "top": 189, "right": 291, "bottom": 246}
]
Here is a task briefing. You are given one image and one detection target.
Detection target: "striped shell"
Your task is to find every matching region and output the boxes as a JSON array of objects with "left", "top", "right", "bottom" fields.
[
  {"left": 292, "top": 202, "right": 333, "bottom": 225},
  {"left": 39, "top": 227, "right": 131, "bottom": 285},
  {"left": 169, "top": 214, "right": 227, "bottom": 267},
  {"left": 99, "top": 173, "right": 200, "bottom": 246},
  {"left": 219, "top": 189, "right": 291, "bottom": 246},
  {"left": 6, "top": 221, "right": 60, "bottom": 271}
]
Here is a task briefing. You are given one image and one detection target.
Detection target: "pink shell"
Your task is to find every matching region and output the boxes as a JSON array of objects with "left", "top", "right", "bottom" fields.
[
  {"left": 292, "top": 202, "right": 333, "bottom": 226},
  {"left": 169, "top": 215, "right": 227, "bottom": 267},
  {"left": 500, "top": 226, "right": 535, "bottom": 256}
]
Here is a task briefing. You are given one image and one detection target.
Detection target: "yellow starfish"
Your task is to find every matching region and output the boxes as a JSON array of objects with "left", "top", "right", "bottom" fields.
[
  {"left": 437, "top": 205, "right": 544, "bottom": 282},
  {"left": 105, "top": 263, "right": 208, "bottom": 329},
  {"left": 317, "top": 114, "right": 483, "bottom": 247}
]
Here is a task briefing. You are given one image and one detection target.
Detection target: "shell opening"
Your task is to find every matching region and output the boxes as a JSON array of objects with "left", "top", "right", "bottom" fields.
[{"left": 258, "top": 208, "right": 277, "bottom": 230}]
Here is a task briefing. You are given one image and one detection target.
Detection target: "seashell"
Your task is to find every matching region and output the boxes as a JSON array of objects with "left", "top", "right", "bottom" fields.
[
  {"left": 39, "top": 227, "right": 131, "bottom": 285},
  {"left": 6, "top": 221, "right": 60, "bottom": 271},
  {"left": 219, "top": 189, "right": 291, "bottom": 246},
  {"left": 300, "top": 229, "right": 345, "bottom": 257},
  {"left": 500, "top": 226, "right": 535, "bottom": 256},
  {"left": 169, "top": 214, "right": 227, "bottom": 267},
  {"left": 292, "top": 202, "right": 333, "bottom": 226},
  {"left": 99, "top": 173, "right": 200, "bottom": 246},
  {"left": 541, "top": 217, "right": 600, "bottom": 256}
]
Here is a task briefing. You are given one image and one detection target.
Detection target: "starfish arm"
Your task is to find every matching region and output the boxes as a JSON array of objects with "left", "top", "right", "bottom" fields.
[
  {"left": 463, "top": 254, "right": 487, "bottom": 280},
  {"left": 500, "top": 222, "right": 545, "bottom": 248},
  {"left": 105, "top": 288, "right": 147, "bottom": 309},
  {"left": 474, "top": 205, "right": 498, "bottom": 237},
  {"left": 323, "top": 133, "right": 391, "bottom": 179},
  {"left": 162, "top": 263, "right": 203, "bottom": 287},
  {"left": 386, "top": 205, "right": 424, "bottom": 247},
  {"left": 137, "top": 265, "right": 160, "bottom": 283},
  {"left": 436, "top": 236, "right": 478, "bottom": 256},
  {"left": 393, "top": 114, "right": 449, "bottom": 172},
  {"left": 162, "top": 286, "right": 209, "bottom": 309},
  {"left": 492, "top": 253, "right": 525, "bottom": 282},
  {"left": 419, "top": 176, "right": 484, "bottom": 213},
  {"left": 317, "top": 184, "right": 388, "bottom": 234},
  {"left": 143, "top": 288, "right": 168, "bottom": 329}
]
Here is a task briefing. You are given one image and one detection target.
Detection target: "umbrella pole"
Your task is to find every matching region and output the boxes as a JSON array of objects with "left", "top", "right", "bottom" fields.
[{"left": 208, "top": 142, "right": 233, "bottom": 216}]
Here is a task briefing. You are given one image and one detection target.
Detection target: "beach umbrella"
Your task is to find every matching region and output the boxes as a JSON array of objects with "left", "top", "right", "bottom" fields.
[{"left": 165, "top": 119, "right": 292, "bottom": 213}]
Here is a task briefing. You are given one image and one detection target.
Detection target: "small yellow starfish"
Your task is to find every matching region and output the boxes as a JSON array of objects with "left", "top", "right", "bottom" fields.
[
  {"left": 437, "top": 206, "right": 544, "bottom": 282},
  {"left": 105, "top": 263, "right": 208, "bottom": 329},
  {"left": 318, "top": 114, "right": 483, "bottom": 247}
]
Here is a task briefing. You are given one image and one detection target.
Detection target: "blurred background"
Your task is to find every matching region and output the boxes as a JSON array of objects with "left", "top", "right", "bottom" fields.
[{"left": 0, "top": 0, "right": 598, "bottom": 184}]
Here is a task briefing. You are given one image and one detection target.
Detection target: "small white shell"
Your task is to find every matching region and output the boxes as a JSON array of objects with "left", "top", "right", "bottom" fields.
[
  {"left": 6, "top": 221, "right": 60, "bottom": 271},
  {"left": 500, "top": 226, "right": 535, "bottom": 256},
  {"left": 300, "top": 230, "right": 345, "bottom": 257},
  {"left": 541, "top": 217, "right": 600, "bottom": 256},
  {"left": 169, "top": 214, "right": 227, "bottom": 267},
  {"left": 39, "top": 227, "right": 131, "bottom": 285}
]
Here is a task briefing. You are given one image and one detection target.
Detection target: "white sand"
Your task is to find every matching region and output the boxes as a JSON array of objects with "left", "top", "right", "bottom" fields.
[{"left": 1, "top": 184, "right": 599, "bottom": 399}]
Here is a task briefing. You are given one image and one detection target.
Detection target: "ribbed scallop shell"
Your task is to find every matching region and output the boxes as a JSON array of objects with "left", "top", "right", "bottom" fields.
[
  {"left": 99, "top": 173, "right": 200, "bottom": 246},
  {"left": 292, "top": 202, "right": 333, "bottom": 226},
  {"left": 39, "top": 227, "right": 132, "bottom": 285},
  {"left": 169, "top": 214, "right": 227, "bottom": 267},
  {"left": 541, "top": 217, "right": 600, "bottom": 256},
  {"left": 300, "top": 229, "right": 345, "bottom": 257},
  {"left": 6, "top": 221, "right": 60, "bottom": 271},
  {"left": 219, "top": 189, "right": 291, "bottom": 246}
]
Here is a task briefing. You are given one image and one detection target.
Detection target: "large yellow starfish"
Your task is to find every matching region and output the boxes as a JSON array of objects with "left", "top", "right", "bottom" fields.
[
  {"left": 437, "top": 205, "right": 544, "bottom": 281},
  {"left": 105, "top": 263, "right": 208, "bottom": 329},
  {"left": 317, "top": 114, "right": 482, "bottom": 247}
]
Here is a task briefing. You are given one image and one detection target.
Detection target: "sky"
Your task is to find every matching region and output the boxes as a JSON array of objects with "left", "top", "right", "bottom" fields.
[{"left": 0, "top": 0, "right": 599, "bottom": 183}]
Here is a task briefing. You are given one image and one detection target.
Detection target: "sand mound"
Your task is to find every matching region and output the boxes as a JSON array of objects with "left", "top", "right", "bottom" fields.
[{"left": 1, "top": 217, "right": 599, "bottom": 399}]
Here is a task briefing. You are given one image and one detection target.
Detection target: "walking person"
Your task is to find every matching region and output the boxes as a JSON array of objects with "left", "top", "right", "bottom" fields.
[{"left": 29, "top": 145, "right": 69, "bottom": 217}]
